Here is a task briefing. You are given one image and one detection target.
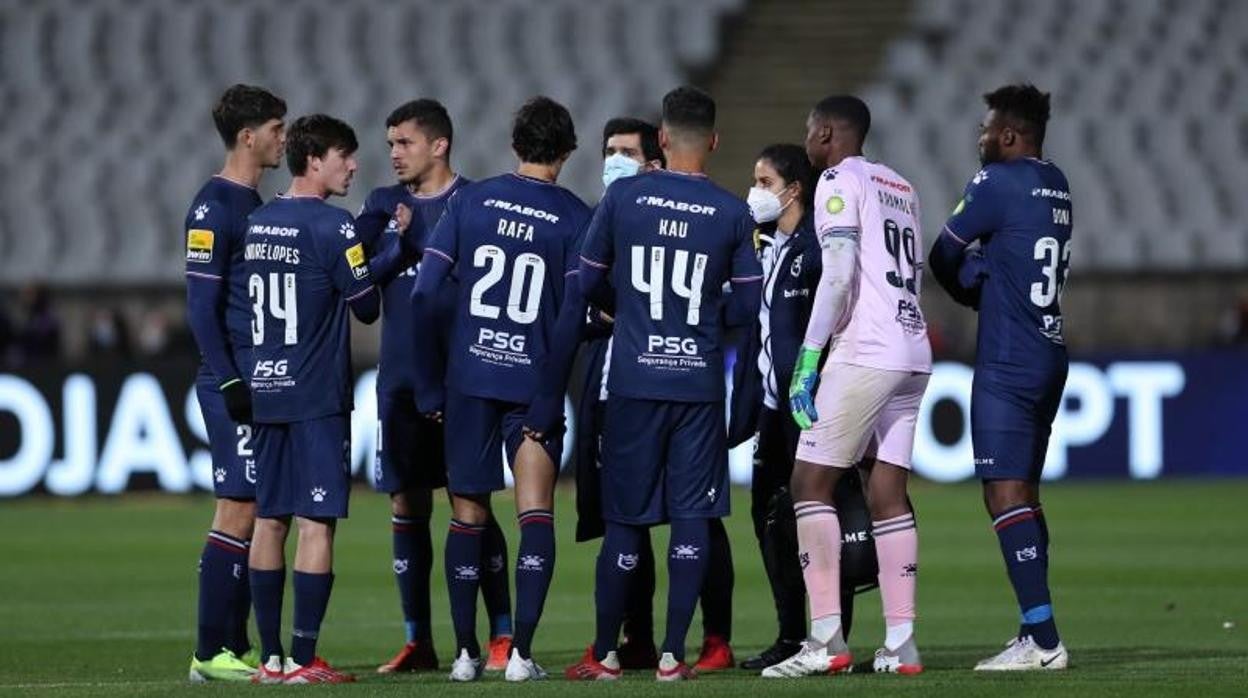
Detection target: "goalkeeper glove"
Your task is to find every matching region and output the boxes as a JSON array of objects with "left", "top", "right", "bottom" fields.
[{"left": 789, "top": 345, "right": 821, "bottom": 430}]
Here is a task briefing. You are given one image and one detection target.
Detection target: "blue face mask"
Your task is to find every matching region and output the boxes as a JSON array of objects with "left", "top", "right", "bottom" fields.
[{"left": 602, "top": 153, "right": 642, "bottom": 188}]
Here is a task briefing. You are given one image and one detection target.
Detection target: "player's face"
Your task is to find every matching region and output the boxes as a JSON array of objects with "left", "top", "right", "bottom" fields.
[
  {"left": 803, "top": 112, "right": 829, "bottom": 170},
  {"left": 604, "top": 133, "right": 651, "bottom": 169},
  {"left": 978, "top": 109, "right": 1006, "bottom": 166},
  {"left": 253, "top": 118, "right": 286, "bottom": 169},
  {"left": 387, "top": 121, "right": 441, "bottom": 185},
  {"left": 316, "top": 147, "right": 357, "bottom": 196}
]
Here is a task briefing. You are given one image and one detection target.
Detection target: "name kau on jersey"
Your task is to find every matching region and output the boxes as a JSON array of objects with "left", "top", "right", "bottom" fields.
[{"left": 245, "top": 223, "right": 301, "bottom": 265}]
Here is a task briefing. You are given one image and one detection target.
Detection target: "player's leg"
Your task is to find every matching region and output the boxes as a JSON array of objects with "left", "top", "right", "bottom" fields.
[
  {"left": 618, "top": 530, "right": 658, "bottom": 668},
  {"left": 567, "top": 397, "right": 665, "bottom": 680},
  {"left": 655, "top": 401, "right": 729, "bottom": 680},
  {"left": 190, "top": 381, "right": 258, "bottom": 681},
  {"left": 741, "top": 409, "right": 806, "bottom": 670},
  {"left": 501, "top": 416, "right": 560, "bottom": 680},
  {"left": 374, "top": 391, "right": 440, "bottom": 672},
  {"left": 764, "top": 364, "right": 897, "bottom": 678},
  {"left": 694, "top": 517, "right": 735, "bottom": 670},
  {"left": 442, "top": 390, "right": 507, "bottom": 680},
  {"left": 246, "top": 422, "right": 293, "bottom": 683},
  {"left": 865, "top": 372, "right": 928, "bottom": 674},
  {"left": 282, "top": 415, "right": 354, "bottom": 683},
  {"left": 480, "top": 508, "right": 515, "bottom": 670},
  {"left": 972, "top": 380, "right": 1066, "bottom": 671}
]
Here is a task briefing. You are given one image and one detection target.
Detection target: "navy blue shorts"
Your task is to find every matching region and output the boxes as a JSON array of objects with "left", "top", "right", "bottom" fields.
[
  {"left": 196, "top": 382, "right": 256, "bottom": 500},
  {"left": 372, "top": 390, "right": 448, "bottom": 493},
  {"left": 599, "top": 396, "right": 729, "bottom": 525},
  {"left": 971, "top": 369, "right": 1066, "bottom": 481},
  {"left": 443, "top": 389, "right": 561, "bottom": 495},
  {"left": 253, "top": 414, "right": 351, "bottom": 519}
]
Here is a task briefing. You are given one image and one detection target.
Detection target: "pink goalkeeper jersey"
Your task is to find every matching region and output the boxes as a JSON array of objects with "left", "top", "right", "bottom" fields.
[{"left": 808, "top": 156, "right": 931, "bottom": 374}]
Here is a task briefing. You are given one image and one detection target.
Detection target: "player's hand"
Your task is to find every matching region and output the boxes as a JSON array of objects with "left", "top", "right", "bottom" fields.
[
  {"left": 789, "top": 345, "right": 821, "bottom": 430},
  {"left": 523, "top": 394, "right": 565, "bottom": 442},
  {"left": 219, "top": 377, "right": 253, "bottom": 424},
  {"left": 415, "top": 388, "right": 445, "bottom": 422},
  {"left": 424, "top": 410, "right": 444, "bottom": 423},
  {"left": 393, "top": 203, "right": 412, "bottom": 235},
  {"left": 597, "top": 310, "right": 614, "bottom": 324}
]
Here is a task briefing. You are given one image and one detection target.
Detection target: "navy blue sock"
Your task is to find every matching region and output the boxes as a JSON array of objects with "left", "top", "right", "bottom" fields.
[
  {"left": 700, "top": 518, "right": 734, "bottom": 640},
  {"left": 481, "top": 518, "right": 513, "bottom": 638},
  {"left": 662, "top": 519, "right": 710, "bottom": 661},
  {"left": 197, "top": 531, "right": 250, "bottom": 660},
  {"left": 621, "top": 532, "right": 655, "bottom": 643},
  {"left": 290, "top": 571, "right": 334, "bottom": 666},
  {"left": 994, "top": 506, "right": 1060, "bottom": 649},
  {"left": 249, "top": 567, "right": 286, "bottom": 661},
  {"left": 446, "top": 520, "right": 485, "bottom": 656},
  {"left": 392, "top": 515, "right": 433, "bottom": 643},
  {"left": 594, "top": 522, "right": 643, "bottom": 660},
  {"left": 228, "top": 552, "right": 253, "bottom": 657},
  {"left": 512, "top": 509, "right": 556, "bottom": 658}
]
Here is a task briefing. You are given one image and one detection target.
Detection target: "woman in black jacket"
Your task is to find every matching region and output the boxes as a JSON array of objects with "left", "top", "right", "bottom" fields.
[{"left": 730, "top": 144, "right": 877, "bottom": 670}]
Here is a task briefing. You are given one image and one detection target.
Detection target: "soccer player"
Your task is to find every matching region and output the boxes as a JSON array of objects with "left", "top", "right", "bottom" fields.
[
  {"left": 568, "top": 86, "right": 763, "bottom": 681},
  {"left": 244, "top": 114, "right": 380, "bottom": 684},
  {"left": 410, "top": 96, "right": 591, "bottom": 682},
  {"left": 928, "top": 84, "right": 1072, "bottom": 671},
  {"left": 572, "top": 117, "right": 736, "bottom": 672},
  {"left": 360, "top": 99, "right": 516, "bottom": 674},
  {"left": 762, "top": 95, "right": 932, "bottom": 678},
  {"left": 184, "top": 84, "right": 285, "bottom": 683}
]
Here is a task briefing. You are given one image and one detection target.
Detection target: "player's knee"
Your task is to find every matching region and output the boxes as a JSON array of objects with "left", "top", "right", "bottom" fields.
[
  {"left": 392, "top": 488, "right": 434, "bottom": 518},
  {"left": 450, "top": 493, "right": 491, "bottom": 525},
  {"left": 790, "top": 460, "right": 837, "bottom": 504},
  {"left": 866, "top": 461, "right": 910, "bottom": 520},
  {"left": 982, "top": 479, "right": 1030, "bottom": 517},
  {"left": 295, "top": 516, "right": 337, "bottom": 544},
  {"left": 212, "top": 497, "right": 256, "bottom": 538}
]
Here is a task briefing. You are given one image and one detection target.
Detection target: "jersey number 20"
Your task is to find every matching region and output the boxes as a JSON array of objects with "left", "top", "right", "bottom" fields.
[
  {"left": 469, "top": 245, "right": 546, "bottom": 324},
  {"left": 249, "top": 273, "right": 298, "bottom": 345}
]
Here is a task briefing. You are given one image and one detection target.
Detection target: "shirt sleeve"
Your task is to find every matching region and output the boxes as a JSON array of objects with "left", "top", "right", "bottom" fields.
[
  {"left": 942, "top": 167, "right": 1004, "bottom": 246},
  {"left": 322, "top": 210, "right": 376, "bottom": 303},
  {"left": 184, "top": 199, "right": 234, "bottom": 281},
  {"left": 578, "top": 191, "right": 614, "bottom": 271},
  {"left": 803, "top": 170, "right": 865, "bottom": 349}
]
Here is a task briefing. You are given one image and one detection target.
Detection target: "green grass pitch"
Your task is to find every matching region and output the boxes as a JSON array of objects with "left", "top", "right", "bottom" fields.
[{"left": 1, "top": 480, "right": 1245, "bottom": 696}]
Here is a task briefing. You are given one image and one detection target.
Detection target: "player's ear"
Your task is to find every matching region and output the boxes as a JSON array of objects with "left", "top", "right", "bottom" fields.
[
  {"left": 658, "top": 127, "right": 670, "bottom": 151},
  {"left": 236, "top": 127, "right": 254, "bottom": 150},
  {"left": 1002, "top": 128, "right": 1016, "bottom": 148},
  {"left": 708, "top": 131, "right": 720, "bottom": 154},
  {"left": 432, "top": 137, "right": 449, "bottom": 158}
]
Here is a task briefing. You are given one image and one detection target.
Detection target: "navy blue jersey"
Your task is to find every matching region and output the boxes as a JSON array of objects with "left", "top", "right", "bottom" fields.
[
  {"left": 361, "top": 176, "right": 469, "bottom": 393},
  {"left": 943, "top": 158, "right": 1073, "bottom": 382},
  {"left": 580, "top": 170, "right": 763, "bottom": 402},
  {"left": 244, "top": 196, "right": 376, "bottom": 422},
  {"left": 423, "top": 173, "right": 591, "bottom": 404},
  {"left": 184, "top": 176, "right": 263, "bottom": 354}
]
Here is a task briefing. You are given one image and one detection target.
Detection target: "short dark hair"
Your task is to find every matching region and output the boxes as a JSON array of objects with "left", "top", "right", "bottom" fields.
[
  {"left": 602, "top": 117, "right": 664, "bottom": 166},
  {"left": 661, "top": 85, "right": 716, "bottom": 137},
  {"left": 812, "top": 95, "right": 871, "bottom": 142},
  {"left": 386, "top": 99, "right": 454, "bottom": 155},
  {"left": 984, "top": 84, "right": 1051, "bottom": 146},
  {"left": 212, "top": 84, "right": 286, "bottom": 148},
  {"left": 512, "top": 96, "right": 578, "bottom": 165},
  {"left": 285, "top": 114, "right": 358, "bottom": 176},
  {"left": 759, "top": 143, "right": 817, "bottom": 210}
]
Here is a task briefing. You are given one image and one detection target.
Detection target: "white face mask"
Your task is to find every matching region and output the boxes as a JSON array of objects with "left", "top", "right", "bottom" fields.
[
  {"left": 602, "top": 153, "right": 642, "bottom": 188},
  {"left": 747, "top": 186, "right": 789, "bottom": 223}
]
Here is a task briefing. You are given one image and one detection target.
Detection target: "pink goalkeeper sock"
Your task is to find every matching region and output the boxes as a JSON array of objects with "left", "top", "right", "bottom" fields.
[
  {"left": 795, "top": 501, "right": 842, "bottom": 621},
  {"left": 873, "top": 512, "right": 918, "bottom": 626}
]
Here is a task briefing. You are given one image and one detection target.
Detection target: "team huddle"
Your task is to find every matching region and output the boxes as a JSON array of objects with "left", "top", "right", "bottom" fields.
[{"left": 184, "top": 81, "right": 1073, "bottom": 684}]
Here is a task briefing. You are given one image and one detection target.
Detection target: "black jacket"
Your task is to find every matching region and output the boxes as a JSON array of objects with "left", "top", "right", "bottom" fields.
[{"left": 728, "top": 214, "right": 823, "bottom": 446}]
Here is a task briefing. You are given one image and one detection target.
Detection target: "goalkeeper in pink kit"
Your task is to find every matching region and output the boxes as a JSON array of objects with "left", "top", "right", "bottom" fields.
[{"left": 762, "top": 95, "right": 931, "bottom": 678}]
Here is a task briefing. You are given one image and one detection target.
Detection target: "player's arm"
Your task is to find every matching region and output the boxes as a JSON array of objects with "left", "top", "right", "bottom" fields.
[
  {"left": 409, "top": 196, "right": 459, "bottom": 416},
  {"left": 724, "top": 212, "right": 765, "bottom": 327},
  {"left": 524, "top": 267, "right": 587, "bottom": 439},
  {"left": 360, "top": 203, "right": 421, "bottom": 287},
  {"left": 790, "top": 172, "right": 864, "bottom": 429},
  {"left": 577, "top": 193, "right": 615, "bottom": 308},
  {"left": 929, "top": 170, "right": 1002, "bottom": 309},
  {"left": 324, "top": 212, "right": 381, "bottom": 323},
  {"left": 184, "top": 204, "right": 250, "bottom": 422}
]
